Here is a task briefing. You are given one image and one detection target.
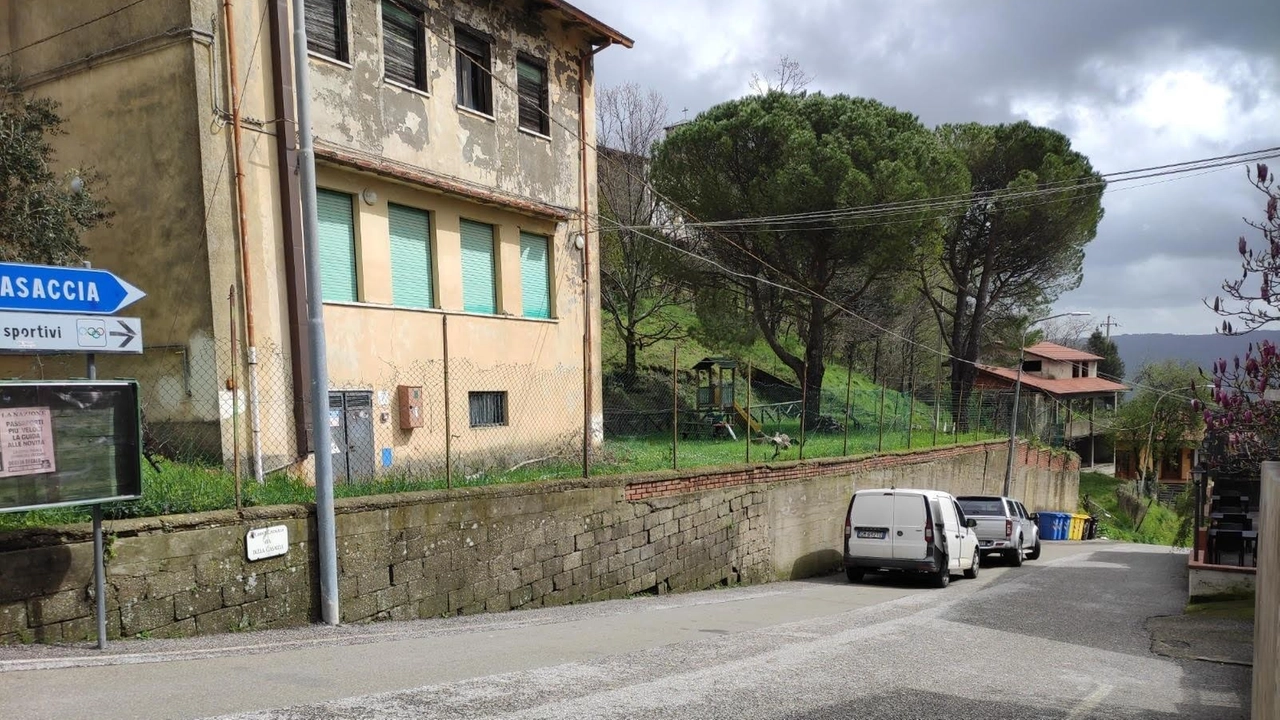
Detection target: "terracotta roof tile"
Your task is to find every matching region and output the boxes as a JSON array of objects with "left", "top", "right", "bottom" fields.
[
  {"left": 977, "top": 365, "right": 1129, "bottom": 396},
  {"left": 1023, "top": 342, "right": 1104, "bottom": 362}
]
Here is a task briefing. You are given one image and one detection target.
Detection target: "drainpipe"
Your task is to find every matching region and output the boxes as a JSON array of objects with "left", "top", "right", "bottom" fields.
[
  {"left": 267, "top": 0, "right": 313, "bottom": 459},
  {"left": 578, "top": 40, "right": 611, "bottom": 478},
  {"left": 221, "top": 0, "right": 265, "bottom": 484}
]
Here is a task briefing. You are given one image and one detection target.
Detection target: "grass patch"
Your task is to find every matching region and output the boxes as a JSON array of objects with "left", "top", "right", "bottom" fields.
[
  {"left": 1079, "top": 471, "right": 1188, "bottom": 546},
  {"left": 1186, "top": 597, "right": 1255, "bottom": 621},
  {"left": 0, "top": 429, "right": 1000, "bottom": 530}
]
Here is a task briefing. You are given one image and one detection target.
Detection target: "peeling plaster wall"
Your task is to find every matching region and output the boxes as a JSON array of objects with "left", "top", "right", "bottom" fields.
[
  {"left": 0, "top": 0, "right": 610, "bottom": 470},
  {"left": 305, "top": 0, "right": 590, "bottom": 211}
]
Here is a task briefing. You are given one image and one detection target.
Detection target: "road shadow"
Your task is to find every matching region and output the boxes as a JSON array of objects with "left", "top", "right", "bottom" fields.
[
  {"left": 786, "top": 549, "right": 843, "bottom": 579},
  {"left": 783, "top": 688, "right": 1191, "bottom": 719},
  {"left": 944, "top": 549, "right": 1198, "bottom": 658}
]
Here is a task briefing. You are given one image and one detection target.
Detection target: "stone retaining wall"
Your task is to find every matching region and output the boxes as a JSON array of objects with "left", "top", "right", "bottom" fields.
[{"left": 0, "top": 440, "right": 1077, "bottom": 643}]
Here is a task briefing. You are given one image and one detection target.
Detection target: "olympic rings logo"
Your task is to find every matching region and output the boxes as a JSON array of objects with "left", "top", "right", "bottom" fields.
[{"left": 79, "top": 326, "right": 105, "bottom": 339}]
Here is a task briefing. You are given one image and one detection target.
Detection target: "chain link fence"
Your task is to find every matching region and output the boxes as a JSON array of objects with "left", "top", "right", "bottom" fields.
[{"left": 0, "top": 336, "right": 1085, "bottom": 524}]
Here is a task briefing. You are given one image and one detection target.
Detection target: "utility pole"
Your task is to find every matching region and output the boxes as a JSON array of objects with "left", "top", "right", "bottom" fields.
[
  {"left": 1098, "top": 315, "right": 1120, "bottom": 339},
  {"left": 291, "top": 0, "right": 339, "bottom": 626}
]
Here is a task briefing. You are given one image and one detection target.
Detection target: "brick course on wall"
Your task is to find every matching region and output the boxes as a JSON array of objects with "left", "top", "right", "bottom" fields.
[{"left": 0, "top": 440, "right": 1074, "bottom": 644}]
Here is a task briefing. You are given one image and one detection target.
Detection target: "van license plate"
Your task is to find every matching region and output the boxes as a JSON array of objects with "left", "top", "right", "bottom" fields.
[{"left": 856, "top": 529, "right": 887, "bottom": 539}]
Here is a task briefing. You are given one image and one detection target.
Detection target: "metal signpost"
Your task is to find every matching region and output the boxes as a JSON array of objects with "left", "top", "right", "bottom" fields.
[{"left": 0, "top": 261, "right": 145, "bottom": 650}]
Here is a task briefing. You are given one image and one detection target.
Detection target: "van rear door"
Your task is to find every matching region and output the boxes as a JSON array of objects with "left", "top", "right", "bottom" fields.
[
  {"left": 891, "top": 492, "right": 928, "bottom": 559},
  {"left": 847, "top": 491, "right": 895, "bottom": 558}
]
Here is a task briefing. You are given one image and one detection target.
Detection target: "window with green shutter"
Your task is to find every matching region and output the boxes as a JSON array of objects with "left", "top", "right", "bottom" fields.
[
  {"left": 388, "top": 204, "right": 433, "bottom": 308},
  {"left": 460, "top": 219, "right": 496, "bottom": 314},
  {"left": 516, "top": 56, "right": 549, "bottom": 135},
  {"left": 519, "top": 232, "right": 551, "bottom": 318},
  {"left": 382, "top": 0, "right": 425, "bottom": 90},
  {"left": 317, "top": 189, "right": 357, "bottom": 303}
]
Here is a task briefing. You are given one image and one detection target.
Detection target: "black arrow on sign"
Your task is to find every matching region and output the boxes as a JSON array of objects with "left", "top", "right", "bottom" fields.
[{"left": 108, "top": 320, "right": 136, "bottom": 348}]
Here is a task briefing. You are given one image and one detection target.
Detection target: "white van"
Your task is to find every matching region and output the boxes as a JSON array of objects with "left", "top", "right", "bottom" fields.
[{"left": 842, "top": 488, "right": 981, "bottom": 588}]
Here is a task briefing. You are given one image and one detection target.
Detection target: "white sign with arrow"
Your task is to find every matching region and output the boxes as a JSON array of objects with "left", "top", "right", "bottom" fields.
[{"left": 0, "top": 312, "right": 142, "bottom": 354}]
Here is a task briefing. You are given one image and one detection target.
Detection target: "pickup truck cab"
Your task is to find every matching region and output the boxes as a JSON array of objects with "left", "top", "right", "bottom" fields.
[
  {"left": 843, "top": 488, "right": 980, "bottom": 588},
  {"left": 955, "top": 495, "right": 1041, "bottom": 566}
]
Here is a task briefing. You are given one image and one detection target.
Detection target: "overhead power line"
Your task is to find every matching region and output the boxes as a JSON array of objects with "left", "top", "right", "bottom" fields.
[
  {"left": 0, "top": 0, "right": 154, "bottom": 61},
  {"left": 412, "top": 12, "right": 1239, "bottom": 407}
]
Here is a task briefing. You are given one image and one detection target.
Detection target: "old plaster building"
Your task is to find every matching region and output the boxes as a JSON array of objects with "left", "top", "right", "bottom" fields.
[{"left": 0, "top": 0, "right": 631, "bottom": 478}]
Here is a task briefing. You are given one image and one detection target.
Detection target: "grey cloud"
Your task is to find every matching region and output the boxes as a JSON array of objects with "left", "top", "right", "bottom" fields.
[{"left": 578, "top": 0, "right": 1280, "bottom": 333}]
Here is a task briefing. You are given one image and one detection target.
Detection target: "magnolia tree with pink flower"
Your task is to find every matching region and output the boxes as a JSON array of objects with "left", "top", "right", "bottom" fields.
[
  {"left": 1203, "top": 163, "right": 1280, "bottom": 472},
  {"left": 1197, "top": 342, "right": 1280, "bottom": 473},
  {"left": 1210, "top": 163, "right": 1280, "bottom": 331}
]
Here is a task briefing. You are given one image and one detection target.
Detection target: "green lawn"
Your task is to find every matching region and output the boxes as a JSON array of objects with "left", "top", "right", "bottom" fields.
[
  {"left": 1078, "top": 471, "right": 1190, "bottom": 546},
  {"left": 0, "top": 426, "right": 1002, "bottom": 530}
]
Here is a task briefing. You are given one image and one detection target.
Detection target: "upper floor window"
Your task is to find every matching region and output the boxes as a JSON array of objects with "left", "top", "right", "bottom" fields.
[
  {"left": 519, "top": 232, "right": 551, "bottom": 318},
  {"left": 516, "top": 55, "right": 549, "bottom": 135},
  {"left": 383, "top": 1, "right": 426, "bottom": 90},
  {"left": 459, "top": 219, "right": 497, "bottom": 314},
  {"left": 455, "top": 26, "right": 493, "bottom": 115},
  {"left": 305, "top": 0, "right": 348, "bottom": 63},
  {"left": 388, "top": 204, "right": 434, "bottom": 309},
  {"left": 316, "top": 189, "right": 358, "bottom": 303}
]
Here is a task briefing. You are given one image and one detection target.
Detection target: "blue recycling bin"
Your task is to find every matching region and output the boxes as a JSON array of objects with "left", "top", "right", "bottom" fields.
[
  {"left": 1037, "top": 511, "right": 1057, "bottom": 541},
  {"left": 1054, "top": 512, "right": 1071, "bottom": 540},
  {"left": 1038, "top": 511, "right": 1070, "bottom": 540}
]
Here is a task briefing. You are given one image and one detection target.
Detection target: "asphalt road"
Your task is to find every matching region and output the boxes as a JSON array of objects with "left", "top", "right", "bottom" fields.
[{"left": 0, "top": 542, "right": 1250, "bottom": 719}]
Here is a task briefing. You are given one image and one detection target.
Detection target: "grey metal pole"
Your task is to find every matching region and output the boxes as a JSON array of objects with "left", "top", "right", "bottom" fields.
[
  {"left": 92, "top": 504, "right": 107, "bottom": 649},
  {"left": 290, "top": 0, "right": 339, "bottom": 626},
  {"left": 87, "top": 340, "right": 107, "bottom": 650},
  {"left": 1003, "top": 344, "right": 1026, "bottom": 496}
]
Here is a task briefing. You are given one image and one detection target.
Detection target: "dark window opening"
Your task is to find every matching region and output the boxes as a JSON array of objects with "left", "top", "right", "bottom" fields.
[
  {"left": 1021, "top": 359, "right": 1042, "bottom": 373},
  {"left": 516, "top": 55, "right": 549, "bottom": 135},
  {"left": 383, "top": 1, "right": 426, "bottom": 89},
  {"left": 469, "top": 391, "right": 507, "bottom": 427},
  {"left": 455, "top": 25, "right": 493, "bottom": 114},
  {"left": 305, "top": 0, "right": 348, "bottom": 62}
]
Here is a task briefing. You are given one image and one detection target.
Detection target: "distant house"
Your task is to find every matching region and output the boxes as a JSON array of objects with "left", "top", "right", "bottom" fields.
[{"left": 974, "top": 342, "right": 1129, "bottom": 465}]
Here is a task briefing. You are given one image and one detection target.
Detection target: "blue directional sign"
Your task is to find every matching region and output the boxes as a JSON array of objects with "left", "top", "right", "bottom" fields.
[{"left": 0, "top": 262, "right": 146, "bottom": 315}]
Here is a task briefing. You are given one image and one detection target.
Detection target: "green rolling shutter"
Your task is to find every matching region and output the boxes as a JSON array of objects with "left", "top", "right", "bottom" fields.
[
  {"left": 460, "top": 219, "right": 496, "bottom": 314},
  {"left": 317, "top": 189, "right": 357, "bottom": 302},
  {"left": 388, "top": 204, "right": 433, "bottom": 308},
  {"left": 519, "top": 232, "right": 551, "bottom": 318}
]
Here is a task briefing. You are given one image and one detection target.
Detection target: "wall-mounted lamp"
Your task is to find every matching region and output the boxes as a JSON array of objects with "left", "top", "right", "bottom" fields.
[
  {"left": 361, "top": 188, "right": 378, "bottom": 206},
  {"left": 571, "top": 232, "right": 585, "bottom": 250}
]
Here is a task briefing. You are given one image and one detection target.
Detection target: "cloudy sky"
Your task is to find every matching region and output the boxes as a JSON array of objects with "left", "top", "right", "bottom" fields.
[{"left": 576, "top": 0, "right": 1280, "bottom": 336}]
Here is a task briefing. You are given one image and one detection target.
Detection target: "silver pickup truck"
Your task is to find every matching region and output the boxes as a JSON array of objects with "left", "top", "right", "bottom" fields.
[{"left": 955, "top": 495, "right": 1041, "bottom": 566}]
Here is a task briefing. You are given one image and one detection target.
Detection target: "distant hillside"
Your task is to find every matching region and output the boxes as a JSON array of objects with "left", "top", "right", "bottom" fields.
[{"left": 1112, "top": 331, "right": 1280, "bottom": 379}]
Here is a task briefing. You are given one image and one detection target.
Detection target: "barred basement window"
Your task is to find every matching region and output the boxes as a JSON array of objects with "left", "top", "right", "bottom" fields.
[
  {"left": 516, "top": 55, "right": 549, "bottom": 135},
  {"left": 383, "top": 0, "right": 426, "bottom": 90},
  {"left": 305, "top": 0, "right": 348, "bottom": 62},
  {"left": 455, "top": 25, "right": 492, "bottom": 114},
  {"left": 469, "top": 391, "right": 507, "bottom": 427}
]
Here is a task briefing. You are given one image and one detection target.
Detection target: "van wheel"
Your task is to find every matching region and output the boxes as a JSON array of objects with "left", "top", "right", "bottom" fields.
[
  {"left": 1027, "top": 539, "right": 1041, "bottom": 561},
  {"left": 845, "top": 567, "right": 864, "bottom": 583},
  {"left": 963, "top": 550, "right": 980, "bottom": 579},
  {"left": 931, "top": 556, "right": 950, "bottom": 588},
  {"left": 1006, "top": 542, "right": 1024, "bottom": 567}
]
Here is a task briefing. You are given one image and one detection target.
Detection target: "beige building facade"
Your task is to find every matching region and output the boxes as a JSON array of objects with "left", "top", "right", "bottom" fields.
[{"left": 0, "top": 0, "right": 630, "bottom": 478}]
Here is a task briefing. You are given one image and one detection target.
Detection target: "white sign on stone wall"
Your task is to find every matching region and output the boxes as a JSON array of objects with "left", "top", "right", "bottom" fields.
[{"left": 246, "top": 525, "right": 289, "bottom": 561}]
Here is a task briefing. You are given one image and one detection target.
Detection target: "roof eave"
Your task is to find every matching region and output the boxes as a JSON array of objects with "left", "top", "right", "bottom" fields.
[{"left": 540, "top": 0, "right": 635, "bottom": 49}]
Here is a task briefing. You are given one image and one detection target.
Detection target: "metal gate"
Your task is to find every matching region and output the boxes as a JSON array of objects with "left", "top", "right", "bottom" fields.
[{"left": 328, "top": 391, "right": 375, "bottom": 483}]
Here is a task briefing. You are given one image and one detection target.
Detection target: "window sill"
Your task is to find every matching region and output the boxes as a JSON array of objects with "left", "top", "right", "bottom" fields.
[
  {"left": 385, "top": 79, "right": 430, "bottom": 98},
  {"left": 322, "top": 300, "right": 559, "bottom": 324},
  {"left": 518, "top": 126, "right": 551, "bottom": 142},
  {"left": 456, "top": 105, "right": 496, "bottom": 123},
  {"left": 469, "top": 423, "right": 509, "bottom": 430},
  {"left": 308, "top": 51, "right": 352, "bottom": 70}
]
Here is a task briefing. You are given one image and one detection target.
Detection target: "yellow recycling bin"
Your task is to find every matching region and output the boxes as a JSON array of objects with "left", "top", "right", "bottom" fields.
[{"left": 1069, "top": 513, "right": 1088, "bottom": 541}]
